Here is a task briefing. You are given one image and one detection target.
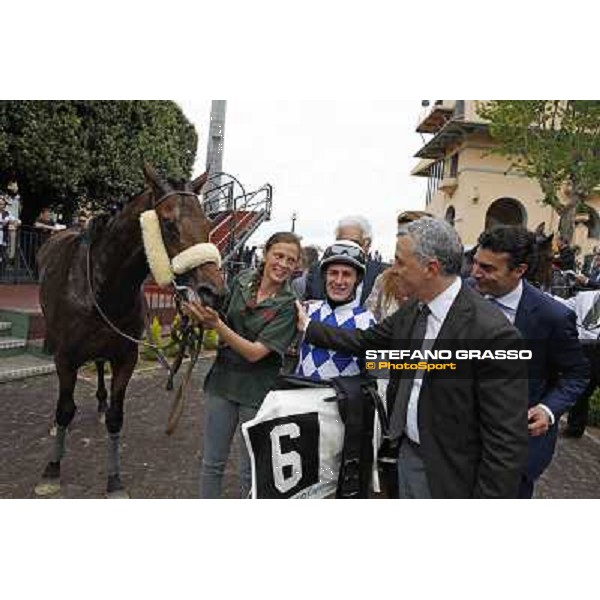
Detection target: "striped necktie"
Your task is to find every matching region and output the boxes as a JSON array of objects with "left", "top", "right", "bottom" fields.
[{"left": 583, "top": 294, "right": 600, "bottom": 329}]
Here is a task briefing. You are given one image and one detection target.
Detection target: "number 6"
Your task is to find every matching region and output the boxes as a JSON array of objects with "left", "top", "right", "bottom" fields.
[{"left": 270, "top": 423, "right": 302, "bottom": 494}]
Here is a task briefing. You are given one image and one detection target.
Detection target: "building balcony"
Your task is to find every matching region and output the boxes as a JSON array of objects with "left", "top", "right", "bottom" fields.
[
  {"left": 415, "top": 120, "right": 489, "bottom": 160},
  {"left": 416, "top": 101, "right": 456, "bottom": 134},
  {"left": 439, "top": 177, "right": 458, "bottom": 195},
  {"left": 410, "top": 158, "right": 434, "bottom": 177}
]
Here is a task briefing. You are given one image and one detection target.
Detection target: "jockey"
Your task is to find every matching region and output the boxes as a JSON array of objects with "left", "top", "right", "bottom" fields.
[{"left": 295, "top": 240, "right": 375, "bottom": 380}]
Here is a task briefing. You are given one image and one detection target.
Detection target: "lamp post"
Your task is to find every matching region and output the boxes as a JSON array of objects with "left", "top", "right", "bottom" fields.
[{"left": 291, "top": 211, "right": 297, "bottom": 233}]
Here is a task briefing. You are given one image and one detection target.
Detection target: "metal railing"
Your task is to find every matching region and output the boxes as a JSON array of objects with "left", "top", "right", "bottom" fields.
[
  {"left": 143, "top": 282, "right": 177, "bottom": 331},
  {"left": 0, "top": 225, "right": 50, "bottom": 284},
  {"left": 204, "top": 171, "right": 273, "bottom": 263}
]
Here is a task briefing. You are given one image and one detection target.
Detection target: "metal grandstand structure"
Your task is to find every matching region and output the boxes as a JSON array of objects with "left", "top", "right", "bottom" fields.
[{"left": 204, "top": 171, "right": 272, "bottom": 263}]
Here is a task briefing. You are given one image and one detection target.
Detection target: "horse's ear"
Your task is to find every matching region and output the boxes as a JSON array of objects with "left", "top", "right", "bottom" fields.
[
  {"left": 191, "top": 170, "right": 210, "bottom": 194},
  {"left": 534, "top": 222, "right": 546, "bottom": 235},
  {"left": 143, "top": 162, "right": 168, "bottom": 194}
]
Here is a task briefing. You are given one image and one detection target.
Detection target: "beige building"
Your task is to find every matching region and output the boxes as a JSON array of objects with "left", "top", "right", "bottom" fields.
[{"left": 411, "top": 100, "right": 600, "bottom": 253}]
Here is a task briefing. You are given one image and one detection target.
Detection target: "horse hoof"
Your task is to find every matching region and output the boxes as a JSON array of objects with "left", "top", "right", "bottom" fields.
[
  {"left": 106, "top": 489, "right": 130, "bottom": 499},
  {"left": 34, "top": 479, "right": 61, "bottom": 496},
  {"left": 49, "top": 424, "right": 57, "bottom": 437}
]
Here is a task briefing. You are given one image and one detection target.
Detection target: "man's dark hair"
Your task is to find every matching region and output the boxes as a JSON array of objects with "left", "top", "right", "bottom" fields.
[{"left": 477, "top": 226, "right": 536, "bottom": 270}]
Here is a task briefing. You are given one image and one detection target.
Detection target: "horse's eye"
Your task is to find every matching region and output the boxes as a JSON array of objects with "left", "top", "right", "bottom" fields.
[{"left": 163, "top": 220, "right": 179, "bottom": 239}]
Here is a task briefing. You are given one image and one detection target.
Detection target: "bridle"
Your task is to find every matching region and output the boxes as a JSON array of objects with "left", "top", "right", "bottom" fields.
[
  {"left": 85, "top": 188, "right": 214, "bottom": 433},
  {"left": 86, "top": 189, "right": 201, "bottom": 352},
  {"left": 154, "top": 189, "right": 199, "bottom": 208}
]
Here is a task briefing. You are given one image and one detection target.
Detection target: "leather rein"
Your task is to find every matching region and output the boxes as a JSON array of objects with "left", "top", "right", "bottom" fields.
[{"left": 85, "top": 189, "right": 208, "bottom": 433}]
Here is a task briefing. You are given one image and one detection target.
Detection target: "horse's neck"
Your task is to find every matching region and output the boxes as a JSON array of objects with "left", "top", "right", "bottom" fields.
[{"left": 92, "top": 197, "right": 150, "bottom": 305}]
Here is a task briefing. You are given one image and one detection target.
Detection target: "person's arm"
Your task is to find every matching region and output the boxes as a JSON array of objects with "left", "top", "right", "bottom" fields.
[
  {"left": 473, "top": 327, "right": 529, "bottom": 498},
  {"left": 183, "top": 301, "right": 271, "bottom": 363},
  {"left": 34, "top": 221, "right": 56, "bottom": 232},
  {"left": 298, "top": 300, "right": 396, "bottom": 354}
]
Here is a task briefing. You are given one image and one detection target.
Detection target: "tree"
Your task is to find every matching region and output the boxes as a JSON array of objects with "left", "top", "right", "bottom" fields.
[
  {"left": 0, "top": 101, "right": 198, "bottom": 224},
  {"left": 478, "top": 100, "right": 600, "bottom": 241}
]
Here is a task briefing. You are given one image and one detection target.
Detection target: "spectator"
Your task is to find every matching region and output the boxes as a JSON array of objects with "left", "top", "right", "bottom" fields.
[
  {"left": 290, "top": 245, "right": 319, "bottom": 300},
  {"left": 365, "top": 267, "right": 409, "bottom": 323},
  {"left": 0, "top": 194, "right": 22, "bottom": 267},
  {"left": 365, "top": 209, "right": 431, "bottom": 321},
  {"left": 5, "top": 181, "right": 21, "bottom": 222},
  {"left": 472, "top": 225, "right": 589, "bottom": 498},
  {"left": 555, "top": 236, "right": 577, "bottom": 271},
  {"left": 553, "top": 289, "right": 600, "bottom": 438},
  {"left": 304, "top": 215, "right": 386, "bottom": 304},
  {"left": 575, "top": 252, "right": 600, "bottom": 290},
  {"left": 34, "top": 207, "right": 65, "bottom": 233}
]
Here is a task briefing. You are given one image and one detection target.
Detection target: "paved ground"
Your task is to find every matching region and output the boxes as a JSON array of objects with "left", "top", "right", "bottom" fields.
[
  {"left": 0, "top": 357, "right": 241, "bottom": 499},
  {"left": 1, "top": 358, "right": 599, "bottom": 499}
]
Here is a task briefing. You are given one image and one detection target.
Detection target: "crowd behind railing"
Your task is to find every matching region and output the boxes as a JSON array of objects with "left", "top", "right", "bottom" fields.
[{"left": 0, "top": 192, "right": 73, "bottom": 283}]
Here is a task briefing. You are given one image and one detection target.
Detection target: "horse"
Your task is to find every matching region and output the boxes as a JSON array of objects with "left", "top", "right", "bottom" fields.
[
  {"left": 35, "top": 163, "right": 226, "bottom": 498},
  {"left": 525, "top": 222, "right": 555, "bottom": 291}
]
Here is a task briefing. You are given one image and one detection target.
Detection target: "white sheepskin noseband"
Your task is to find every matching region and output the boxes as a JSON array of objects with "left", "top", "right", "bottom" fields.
[
  {"left": 172, "top": 243, "right": 221, "bottom": 274},
  {"left": 140, "top": 209, "right": 222, "bottom": 287}
]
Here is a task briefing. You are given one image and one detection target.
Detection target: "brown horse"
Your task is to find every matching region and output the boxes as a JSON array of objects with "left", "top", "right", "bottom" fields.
[
  {"left": 36, "top": 164, "right": 226, "bottom": 497},
  {"left": 526, "top": 222, "right": 555, "bottom": 291}
]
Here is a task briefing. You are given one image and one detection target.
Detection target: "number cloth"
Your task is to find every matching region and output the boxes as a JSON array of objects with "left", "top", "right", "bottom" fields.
[{"left": 242, "top": 387, "right": 344, "bottom": 499}]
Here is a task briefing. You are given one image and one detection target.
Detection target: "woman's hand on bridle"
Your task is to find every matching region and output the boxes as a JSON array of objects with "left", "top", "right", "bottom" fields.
[{"left": 182, "top": 300, "right": 221, "bottom": 329}]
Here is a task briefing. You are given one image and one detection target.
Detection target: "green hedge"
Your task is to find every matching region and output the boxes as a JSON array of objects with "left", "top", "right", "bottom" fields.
[{"left": 588, "top": 388, "right": 600, "bottom": 427}]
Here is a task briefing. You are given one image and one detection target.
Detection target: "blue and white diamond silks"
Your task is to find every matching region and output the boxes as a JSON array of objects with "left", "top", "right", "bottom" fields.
[{"left": 295, "top": 300, "right": 375, "bottom": 381}]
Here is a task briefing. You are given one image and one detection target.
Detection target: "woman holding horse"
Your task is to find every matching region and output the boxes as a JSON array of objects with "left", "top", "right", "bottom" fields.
[{"left": 184, "top": 231, "right": 301, "bottom": 498}]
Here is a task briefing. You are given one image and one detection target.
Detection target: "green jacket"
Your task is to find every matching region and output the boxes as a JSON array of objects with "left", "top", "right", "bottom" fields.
[{"left": 204, "top": 269, "right": 298, "bottom": 409}]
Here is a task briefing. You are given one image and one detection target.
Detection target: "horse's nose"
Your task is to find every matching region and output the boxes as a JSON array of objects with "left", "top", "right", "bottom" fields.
[{"left": 196, "top": 282, "right": 225, "bottom": 310}]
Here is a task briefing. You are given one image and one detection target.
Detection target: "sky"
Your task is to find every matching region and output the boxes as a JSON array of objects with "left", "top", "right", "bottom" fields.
[{"left": 177, "top": 100, "right": 427, "bottom": 261}]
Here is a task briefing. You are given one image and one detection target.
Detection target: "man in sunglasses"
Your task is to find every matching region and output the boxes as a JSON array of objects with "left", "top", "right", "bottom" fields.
[
  {"left": 303, "top": 215, "right": 386, "bottom": 305},
  {"left": 295, "top": 240, "right": 375, "bottom": 380}
]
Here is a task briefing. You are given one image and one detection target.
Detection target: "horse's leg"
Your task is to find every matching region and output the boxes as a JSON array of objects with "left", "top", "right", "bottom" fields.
[
  {"left": 96, "top": 360, "right": 108, "bottom": 423},
  {"left": 104, "top": 350, "right": 137, "bottom": 498},
  {"left": 35, "top": 357, "right": 78, "bottom": 496}
]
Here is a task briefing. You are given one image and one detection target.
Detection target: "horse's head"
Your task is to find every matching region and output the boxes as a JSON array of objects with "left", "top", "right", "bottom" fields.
[
  {"left": 143, "top": 163, "right": 226, "bottom": 309},
  {"left": 527, "top": 222, "right": 555, "bottom": 290}
]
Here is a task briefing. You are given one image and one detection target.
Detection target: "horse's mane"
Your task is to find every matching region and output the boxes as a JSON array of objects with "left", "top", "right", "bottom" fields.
[{"left": 87, "top": 213, "right": 114, "bottom": 245}]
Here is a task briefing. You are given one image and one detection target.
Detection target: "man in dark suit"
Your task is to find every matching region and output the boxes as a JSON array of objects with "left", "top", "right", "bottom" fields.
[
  {"left": 472, "top": 226, "right": 589, "bottom": 498},
  {"left": 304, "top": 215, "right": 385, "bottom": 304},
  {"left": 575, "top": 252, "right": 600, "bottom": 290},
  {"left": 298, "top": 218, "right": 529, "bottom": 498}
]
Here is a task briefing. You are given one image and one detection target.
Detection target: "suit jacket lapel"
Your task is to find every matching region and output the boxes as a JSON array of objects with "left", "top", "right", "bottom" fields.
[
  {"left": 514, "top": 280, "right": 539, "bottom": 338},
  {"left": 432, "top": 283, "right": 472, "bottom": 346}
]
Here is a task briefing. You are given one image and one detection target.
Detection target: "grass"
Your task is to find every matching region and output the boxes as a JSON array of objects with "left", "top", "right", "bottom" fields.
[{"left": 588, "top": 387, "right": 600, "bottom": 427}]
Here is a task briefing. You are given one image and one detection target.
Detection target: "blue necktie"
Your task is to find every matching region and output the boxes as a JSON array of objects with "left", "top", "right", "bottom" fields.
[{"left": 489, "top": 297, "right": 515, "bottom": 320}]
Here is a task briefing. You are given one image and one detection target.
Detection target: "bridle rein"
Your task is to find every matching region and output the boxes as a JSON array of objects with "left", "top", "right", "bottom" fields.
[{"left": 85, "top": 188, "right": 214, "bottom": 434}]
